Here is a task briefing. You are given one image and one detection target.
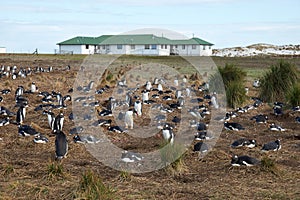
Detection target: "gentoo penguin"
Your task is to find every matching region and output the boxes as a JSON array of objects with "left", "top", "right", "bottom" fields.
[
  {"left": 33, "top": 134, "right": 49, "bottom": 144},
  {"left": 53, "top": 112, "right": 64, "bottom": 132},
  {"left": 145, "top": 81, "right": 152, "bottom": 91},
  {"left": 231, "top": 155, "right": 260, "bottom": 166},
  {"left": 69, "top": 126, "right": 84, "bottom": 135},
  {"left": 15, "top": 86, "right": 24, "bottom": 97},
  {"left": 157, "top": 83, "right": 163, "bottom": 91},
  {"left": 73, "top": 135, "right": 100, "bottom": 144},
  {"left": 251, "top": 114, "right": 268, "bottom": 123},
  {"left": 16, "top": 105, "right": 26, "bottom": 124},
  {"left": 210, "top": 93, "right": 219, "bottom": 109},
  {"left": 175, "top": 90, "right": 182, "bottom": 99},
  {"left": 162, "top": 125, "right": 174, "bottom": 145},
  {"left": 174, "top": 79, "right": 179, "bottom": 87},
  {"left": 193, "top": 141, "right": 209, "bottom": 153},
  {"left": 224, "top": 122, "right": 245, "bottom": 131},
  {"left": 121, "top": 150, "right": 144, "bottom": 163},
  {"left": 55, "top": 131, "right": 68, "bottom": 160},
  {"left": 261, "top": 139, "right": 281, "bottom": 152},
  {"left": 30, "top": 82, "right": 37, "bottom": 93},
  {"left": 142, "top": 90, "right": 149, "bottom": 103},
  {"left": 134, "top": 100, "right": 142, "bottom": 116},
  {"left": 231, "top": 138, "right": 257, "bottom": 148},
  {"left": 43, "top": 110, "right": 55, "bottom": 130},
  {"left": 18, "top": 125, "right": 40, "bottom": 136},
  {"left": 124, "top": 109, "right": 134, "bottom": 129},
  {"left": 0, "top": 117, "right": 10, "bottom": 126},
  {"left": 269, "top": 123, "right": 286, "bottom": 132},
  {"left": 296, "top": 116, "right": 300, "bottom": 123}
]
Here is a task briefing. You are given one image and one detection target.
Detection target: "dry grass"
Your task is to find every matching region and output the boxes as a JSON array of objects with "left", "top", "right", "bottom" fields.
[{"left": 0, "top": 54, "right": 299, "bottom": 199}]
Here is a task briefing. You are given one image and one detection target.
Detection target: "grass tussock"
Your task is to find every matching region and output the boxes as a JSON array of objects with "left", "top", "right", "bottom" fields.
[
  {"left": 259, "top": 60, "right": 299, "bottom": 103},
  {"left": 209, "top": 63, "right": 247, "bottom": 108},
  {"left": 160, "top": 143, "right": 187, "bottom": 175},
  {"left": 118, "top": 170, "right": 131, "bottom": 182},
  {"left": 47, "top": 162, "right": 64, "bottom": 179},
  {"left": 74, "top": 170, "right": 116, "bottom": 200},
  {"left": 260, "top": 157, "right": 280, "bottom": 176},
  {"left": 286, "top": 83, "right": 300, "bottom": 107}
]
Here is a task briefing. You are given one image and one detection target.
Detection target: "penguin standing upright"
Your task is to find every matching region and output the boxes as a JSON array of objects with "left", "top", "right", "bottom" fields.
[
  {"left": 134, "top": 100, "right": 142, "bottom": 116},
  {"left": 16, "top": 105, "right": 26, "bottom": 124},
  {"left": 53, "top": 112, "right": 64, "bottom": 132},
  {"left": 124, "top": 109, "right": 134, "bottom": 129},
  {"left": 15, "top": 86, "right": 24, "bottom": 97},
  {"left": 44, "top": 110, "right": 55, "bottom": 130},
  {"left": 55, "top": 131, "right": 68, "bottom": 160},
  {"left": 162, "top": 125, "right": 174, "bottom": 145},
  {"left": 30, "top": 82, "right": 38, "bottom": 93},
  {"left": 142, "top": 90, "right": 149, "bottom": 103}
]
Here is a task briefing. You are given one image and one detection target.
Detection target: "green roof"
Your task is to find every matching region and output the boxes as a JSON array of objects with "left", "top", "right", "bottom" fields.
[
  {"left": 99, "top": 34, "right": 172, "bottom": 45},
  {"left": 172, "top": 38, "right": 213, "bottom": 45},
  {"left": 57, "top": 35, "right": 112, "bottom": 45},
  {"left": 57, "top": 35, "right": 213, "bottom": 46}
]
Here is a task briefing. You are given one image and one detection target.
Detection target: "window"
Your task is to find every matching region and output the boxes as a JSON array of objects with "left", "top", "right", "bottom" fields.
[
  {"left": 192, "top": 45, "right": 197, "bottom": 49},
  {"left": 175, "top": 45, "right": 178, "bottom": 48},
  {"left": 102, "top": 45, "right": 106, "bottom": 50},
  {"left": 203, "top": 45, "right": 206, "bottom": 50},
  {"left": 117, "top": 44, "right": 123, "bottom": 49},
  {"left": 130, "top": 45, "right": 135, "bottom": 50},
  {"left": 182, "top": 45, "right": 186, "bottom": 50},
  {"left": 151, "top": 44, "right": 157, "bottom": 49},
  {"left": 145, "top": 45, "right": 150, "bottom": 49},
  {"left": 165, "top": 45, "right": 167, "bottom": 49},
  {"left": 161, "top": 45, "right": 164, "bottom": 49},
  {"left": 85, "top": 45, "right": 89, "bottom": 49},
  {"left": 209, "top": 46, "right": 211, "bottom": 49}
]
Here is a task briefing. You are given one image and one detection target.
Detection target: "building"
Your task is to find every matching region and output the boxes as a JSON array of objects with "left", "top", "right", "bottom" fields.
[
  {"left": 57, "top": 34, "right": 213, "bottom": 56},
  {"left": 0, "top": 47, "right": 6, "bottom": 53}
]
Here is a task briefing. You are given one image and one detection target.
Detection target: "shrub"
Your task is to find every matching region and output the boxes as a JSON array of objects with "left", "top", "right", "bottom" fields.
[
  {"left": 259, "top": 60, "right": 299, "bottom": 102},
  {"left": 209, "top": 63, "right": 247, "bottom": 108},
  {"left": 226, "top": 81, "right": 247, "bottom": 109},
  {"left": 75, "top": 170, "right": 115, "bottom": 200},
  {"left": 286, "top": 83, "right": 300, "bottom": 107}
]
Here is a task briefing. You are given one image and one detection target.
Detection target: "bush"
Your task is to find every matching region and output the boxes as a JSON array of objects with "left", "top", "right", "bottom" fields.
[
  {"left": 75, "top": 170, "right": 115, "bottom": 200},
  {"left": 226, "top": 81, "right": 247, "bottom": 109},
  {"left": 286, "top": 83, "right": 300, "bottom": 107},
  {"left": 259, "top": 60, "right": 299, "bottom": 102},
  {"left": 209, "top": 63, "right": 247, "bottom": 108}
]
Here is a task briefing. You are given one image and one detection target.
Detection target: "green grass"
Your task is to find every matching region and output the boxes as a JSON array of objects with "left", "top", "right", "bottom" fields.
[
  {"left": 47, "top": 162, "right": 64, "bottom": 179},
  {"left": 74, "top": 170, "right": 116, "bottom": 200}
]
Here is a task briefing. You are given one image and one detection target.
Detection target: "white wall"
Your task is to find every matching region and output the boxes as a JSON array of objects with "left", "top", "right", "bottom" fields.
[
  {"left": 59, "top": 45, "right": 82, "bottom": 54},
  {"left": 81, "top": 44, "right": 96, "bottom": 54},
  {"left": 0, "top": 47, "right": 6, "bottom": 53}
]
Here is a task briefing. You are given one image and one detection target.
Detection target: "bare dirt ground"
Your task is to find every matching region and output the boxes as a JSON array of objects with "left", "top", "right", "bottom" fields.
[{"left": 0, "top": 54, "right": 299, "bottom": 200}]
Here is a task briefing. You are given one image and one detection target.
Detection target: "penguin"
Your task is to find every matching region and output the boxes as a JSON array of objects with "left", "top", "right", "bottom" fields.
[
  {"left": 231, "top": 138, "right": 257, "bottom": 148},
  {"left": 0, "top": 117, "right": 10, "bottom": 126},
  {"left": 210, "top": 93, "right": 219, "bottom": 109},
  {"left": 43, "top": 110, "right": 55, "bottom": 130},
  {"left": 157, "top": 83, "right": 163, "bottom": 91},
  {"left": 175, "top": 90, "right": 182, "bottom": 99},
  {"left": 55, "top": 131, "right": 68, "bottom": 160},
  {"left": 269, "top": 123, "right": 286, "bottom": 132},
  {"left": 16, "top": 105, "right": 26, "bottom": 124},
  {"left": 53, "top": 112, "right": 64, "bottom": 132},
  {"left": 145, "top": 81, "right": 152, "bottom": 91},
  {"left": 134, "top": 100, "right": 142, "bottom": 116},
  {"left": 142, "top": 90, "right": 149, "bottom": 103},
  {"left": 30, "top": 82, "right": 37, "bottom": 93},
  {"left": 162, "top": 125, "right": 174, "bottom": 145},
  {"left": 231, "top": 155, "right": 260, "bottom": 166},
  {"left": 73, "top": 135, "right": 100, "bottom": 144},
  {"left": 18, "top": 125, "right": 40, "bottom": 136},
  {"left": 15, "top": 86, "right": 24, "bottom": 97},
  {"left": 174, "top": 79, "right": 179, "bottom": 87},
  {"left": 124, "top": 109, "right": 134, "bottom": 129},
  {"left": 261, "top": 139, "right": 281, "bottom": 152},
  {"left": 224, "top": 122, "right": 245, "bottom": 131},
  {"left": 33, "top": 134, "right": 49, "bottom": 144},
  {"left": 69, "top": 126, "right": 84, "bottom": 135},
  {"left": 193, "top": 141, "right": 209, "bottom": 153},
  {"left": 121, "top": 150, "right": 144, "bottom": 163}
]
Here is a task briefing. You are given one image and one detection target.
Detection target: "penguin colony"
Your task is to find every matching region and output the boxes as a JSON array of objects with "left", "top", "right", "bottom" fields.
[{"left": 0, "top": 63, "right": 299, "bottom": 168}]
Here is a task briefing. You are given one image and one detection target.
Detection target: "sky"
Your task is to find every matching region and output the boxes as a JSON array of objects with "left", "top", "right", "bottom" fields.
[{"left": 0, "top": 0, "right": 299, "bottom": 53}]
